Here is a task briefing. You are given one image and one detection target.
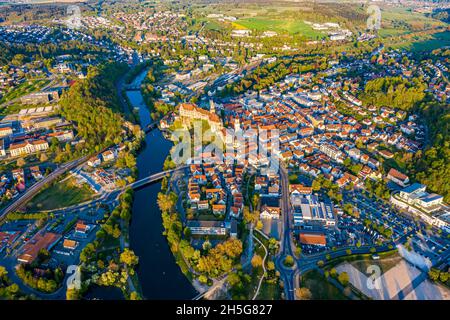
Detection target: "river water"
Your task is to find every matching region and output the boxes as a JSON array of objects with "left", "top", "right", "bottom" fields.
[{"left": 126, "top": 80, "right": 197, "bottom": 299}]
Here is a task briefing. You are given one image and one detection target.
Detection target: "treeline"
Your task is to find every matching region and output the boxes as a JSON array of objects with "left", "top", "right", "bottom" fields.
[
  {"left": 221, "top": 56, "right": 327, "bottom": 96},
  {"left": 411, "top": 101, "right": 450, "bottom": 202},
  {"left": 0, "top": 266, "right": 21, "bottom": 300},
  {"left": 140, "top": 61, "right": 176, "bottom": 120},
  {"left": 360, "top": 76, "right": 427, "bottom": 111},
  {"left": 60, "top": 62, "right": 129, "bottom": 152},
  {"left": 7, "top": 212, "right": 48, "bottom": 221},
  {"left": 16, "top": 264, "right": 63, "bottom": 293}
]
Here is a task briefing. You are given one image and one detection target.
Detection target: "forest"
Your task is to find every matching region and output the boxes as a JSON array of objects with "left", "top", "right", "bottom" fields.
[
  {"left": 360, "top": 76, "right": 427, "bottom": 111},
  {"left": 59, "top": 62, "right": 129, "bottom": 152}
]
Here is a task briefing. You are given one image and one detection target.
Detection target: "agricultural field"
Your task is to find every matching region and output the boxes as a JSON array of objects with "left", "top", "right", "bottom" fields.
[
  {"left": 389, "top": 31, "right": 450, "bottom": 52},
  {"left": 232, "top": 17, "right": 325, "bottom": 38}
]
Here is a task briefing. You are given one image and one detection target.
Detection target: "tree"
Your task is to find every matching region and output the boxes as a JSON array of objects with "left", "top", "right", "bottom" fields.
[
  {"left": 16, "top": 158, "right": 25, "bottom": 167},
  {"left": 183, "top": 227, "right": 192, "bottom": 239},
  {"left": 198, "top": 274, "right": 208, "bottom": 284},
  {"left": 157, "top": 192, "right": 178, "bottom": 213},
  {"left": 130, "top": 291, "right": 141, "bottom": 300},
  {"left": 296, "top": 287, "right": 312, "bottom": 300},
  {"left": 251, "top": 254, "right": 263, "bottom": 269},
  {"left": 202, "top": 240, "right": 212, "bottom": 252},
  {"left": 227, "top": 272, "right": 241, "bottom": 287},
  {"left": 0, "top": 266, "right": 7, "bottom": 279},
  {"left": 283, "top": 255, "right": 294, "bottom": 267},
  {"left": 40, "top": 153, "right": 48, "bottom": 162},
  {"left": 338, "top": 272, "right": 350, "bottom": 286},
  {"left": 266, "top": 260, "right": 275, "bottom": 271},
  {"left": 66, "top": 288, "right": 80, "bottom": 300},
  {"left": 428, "top": 268, "right": 440, "bottom": 282},
  {"left": 120, "top": 249, "right": 139, "bottom": 267},
  {"left": 256, "top": 220, "right": 263, "bottom": 230}
]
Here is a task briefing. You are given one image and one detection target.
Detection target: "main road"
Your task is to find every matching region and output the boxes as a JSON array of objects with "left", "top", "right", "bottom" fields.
[{"left": 275, "top": 163, "right": 297, "bottom": 300}]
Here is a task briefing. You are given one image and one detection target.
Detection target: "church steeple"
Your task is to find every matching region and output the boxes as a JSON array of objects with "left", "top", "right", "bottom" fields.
[{"left": 209, "top": 99, "right": 216, "bottom": 114}]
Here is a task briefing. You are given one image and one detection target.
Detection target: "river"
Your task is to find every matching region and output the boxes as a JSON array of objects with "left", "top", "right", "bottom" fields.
[{"left": 126, "top": 76, "right": 197, "bottom": 299}]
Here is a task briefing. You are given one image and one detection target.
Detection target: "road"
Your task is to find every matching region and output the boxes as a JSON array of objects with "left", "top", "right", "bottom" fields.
[
  {"left": 252, "top": 234, "right": 268, "bottom": 300},
  {"left": 0, "top": 154, "right": 91, "bottom": 222},
  {"left": 275, "top": 164, "right": 296, "bottom": 300}
]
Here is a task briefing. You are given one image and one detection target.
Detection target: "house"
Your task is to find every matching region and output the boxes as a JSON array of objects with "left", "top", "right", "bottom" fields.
[
  {"left": 212, "top": 204, "right": 226, "bottom": 215},
  {"left": 63, "top": 239, "right": 78, "bottom": 250},
  {"left": 87, "top": 156, "right": 101, "bottom": 167},
  {"left": 197, "top": 200, "right": 209, "bottom": 211},
  {"left": 387, "top": 168, "right": 410, "bottom": 187},
  {"left": 102, "top": 150, "right": 116, "bottom": 162},
  {"left": 378, "top": 149, "right": 394, "bottom": 159},
  {"left": 12, "top": 169, "right": 24, "bottom": 181},
  {"left": 0, "top": 126, "right": 13, "bottom": 138},
  {"left": 75, "top": 221, "right": 90, "bottom": 236},
  {"left": 289, "top": 184, "right": 313, "bottom": 195},
  {"left": 30, "top": 166, "right": 43, "bottom": 180},
  {"left": 260, "top": 205, "right": 280, "bottom": 219}
]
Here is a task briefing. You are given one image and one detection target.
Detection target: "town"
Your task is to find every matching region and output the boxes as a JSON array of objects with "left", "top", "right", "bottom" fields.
[{"left": 0, "top": 0, "right": 449, "bottom": 304}]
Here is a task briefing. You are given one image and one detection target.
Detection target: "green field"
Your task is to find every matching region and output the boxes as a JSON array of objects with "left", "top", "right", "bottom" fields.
[
  {"left": 26, "top": 177, "right": 95, "bottom": 211},
  {"left": 299, "top": 269, "right": 348, "bottom": 300},
  {"left": 390, "top": 31, "right": 450, "bottom": 52},
  {"left": 233, "top": 18, "right": 325, "bottom": 38}
]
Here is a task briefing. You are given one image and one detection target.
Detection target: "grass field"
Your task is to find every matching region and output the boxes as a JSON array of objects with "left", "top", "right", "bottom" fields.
[
  {"left": 0, "top": 79, "right": 50, "bottom": 105},
  {"left": 350, "top": 254, "right": 403, "bottom": 275},
  {"left": 26, "top": 176, "right": 95, "bottom": 211},
  {"left": 233, "top": 17, "right": 324, "bottom": 38},
  {"left": 299, "top": 269, "right": 348, "bottom": 300},
  {"left": 390, "top": 31, "right": 450, "bottom": 52}
]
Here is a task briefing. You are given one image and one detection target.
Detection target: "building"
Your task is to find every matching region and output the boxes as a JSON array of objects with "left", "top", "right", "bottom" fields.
[
  {"left": 387, "top": 168, "right": 410, "bottom": 187},
  {"left": 102, "top": 150, "right": 116, "bottom": 162},
  {"left": 0, "top": 126, "right": 13, "bottom": 138},
  {"left": 186, "top": 220, "right": 228, "bottom": 236},
  {"left": 178, "top": 103, "right": 223, "bottom": 134},
  {"left": 319, "top": 143, "right": 344, "bottom": 163},
  {"left": 47, "top": 130, "right": 74, "bottom": 142},
  {"left": 63, "top": 239, "right": 78, "bottom": 250},
  {"left": 260, "top": 205, "right": 280, "bottom": 219},
  {"left": 20, "top": 90, "right": 60, "bottom": 105},
  {"left": 398, "top": 183, "right": 443, "bottom": 213},
  {"left": 87, "top": 156, "right": 101, "bottom": 167},
  {"left": 9, "top": 139, "right": 49, "bottom": 157},
  {"left": 292, "top": 193, "right": 335, "bottom": 227},
  {"left": 17, "top": 232, "right": 61, "bottom": 264},
  {"left": 299, "top": 232, "right": 327, "bottom": 246}
]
